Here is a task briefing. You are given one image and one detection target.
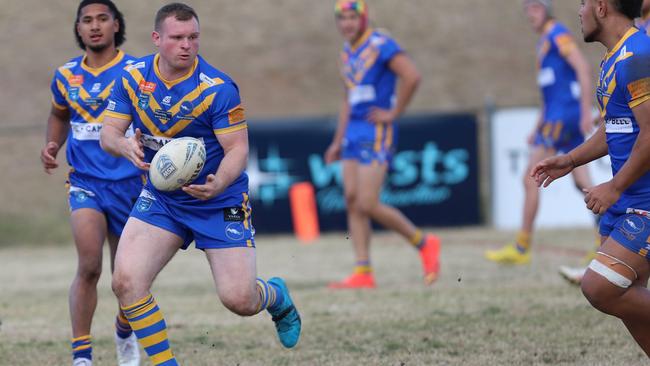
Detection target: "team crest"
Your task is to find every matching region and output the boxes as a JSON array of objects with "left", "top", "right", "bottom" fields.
[
  {"left": 180, "top": 101, "right": 194, "bottom": 116},
  {"left": 136, "top": 197, "right": 153, "bottom": 212},
  {"left": 68, "top": 87, "right": 80, "bottom": 101},
  {"left": 138, "top": 93, "right": 150, "bottom": 110},
  {"left": 72, "top": 190, "right": 88, "bottom": 203},
  {"left": 225, "top": 222, "right": 245, "bottom": 241}
]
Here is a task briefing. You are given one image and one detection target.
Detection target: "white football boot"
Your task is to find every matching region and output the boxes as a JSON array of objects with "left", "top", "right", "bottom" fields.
[{"left": 115, "top": 333, "right": 141, "bottom": 366}]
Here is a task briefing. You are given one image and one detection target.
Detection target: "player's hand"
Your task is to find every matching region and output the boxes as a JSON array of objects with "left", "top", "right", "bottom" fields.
[
  {"left": 122, "top": 128, "right": 149, "bottom": 170},
  {"left": 324, "top": 142, "right": 341, "bottom": 164},
  {"left": 531, "top": 154, "right": 575, "bottom": 188},
  {"left": 40, "top": 141, "right": 60, "bottom": 174},
  {"left": 367, "top": 107, "right": 397, "bottom": 125},
  {"left": 583, "top": 181, "right": 620, "bottom": 215},
  {"left": 182, "top": 174, "right": 223, "bottom": 200}
]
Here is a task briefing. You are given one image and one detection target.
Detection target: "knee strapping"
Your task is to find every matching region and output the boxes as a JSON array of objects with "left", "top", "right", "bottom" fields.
[{"left": 588, "top": 251, "right": 638, "bottom": 289}]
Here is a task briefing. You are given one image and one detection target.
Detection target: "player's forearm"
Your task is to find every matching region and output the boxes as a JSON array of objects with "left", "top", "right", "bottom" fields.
[
  {"left": 213, "top": 144, "right": 248, "bottom": 193},
  {"left": 611, "top": 128, "right": 650, "bottom": 193},
  {"left": 45, "top": 112, "right": 69, "bottom": 147},
  {"left": 568, "top": 124, "right": 608, "bottom": 166},
  {"left": 99, "top": 124, "right": 129, "bottom": 157},
  {"left": 393, "top": 70, "right": 421, "bottom": 118},
  {"left": 332, "top": 99, "right": 350, "bottom": 144}
]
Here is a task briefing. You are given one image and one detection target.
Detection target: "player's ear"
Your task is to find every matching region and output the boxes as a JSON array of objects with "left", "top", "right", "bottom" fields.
[
  {"left": 152, "top": 31, "right": 161, "bottom": 47},
  {"left": 113, "top": 18, "right": 119, "bottom": 34}
]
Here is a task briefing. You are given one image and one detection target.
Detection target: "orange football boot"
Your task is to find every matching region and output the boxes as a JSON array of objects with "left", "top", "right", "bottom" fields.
[
  {"left": 328, "top": 273, "right": 376, "bottom": 289},
  {"left": 420, "top": 234, "right": 441, "bottom": 285}
]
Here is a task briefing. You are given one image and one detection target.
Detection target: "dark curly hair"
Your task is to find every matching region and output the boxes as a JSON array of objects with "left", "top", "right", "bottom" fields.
[{"left": 74, "top": 0, "right": 126, "bottom": 50}]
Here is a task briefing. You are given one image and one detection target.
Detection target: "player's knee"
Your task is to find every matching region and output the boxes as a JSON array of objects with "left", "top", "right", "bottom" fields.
[
  {"left": 581, "top": 275, "right": 620, "bottom": 316},
  {"left": 344, "top": 190, "right": 358, "bottom": 209},
  {"left": 76, "top": 260, "right": 102, "bottom": 283},
  {"left": 356, "top": 198, "right": 377, "bottom": 215},
  {"left": 111, "top": 271, "right": 136, "bottom": 300},
  {"left": 220, "top": 290, "right": 258, "bottom": 316}
]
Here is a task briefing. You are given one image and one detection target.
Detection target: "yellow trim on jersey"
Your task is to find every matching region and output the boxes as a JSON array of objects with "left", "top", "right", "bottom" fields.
[
  {"left": 123, "top": 78, "right": 166, "bottom": 135},
  {"left": 374, "top": 123, "right": 384, "bottom": 152},
  {"left": 242, "top": 193, "right": 250, "bottom": 230},
  {"left": 153, "top": 53, "right": 198, "bottom": 89},
  {"left": 350, "top": 28, "right": 373, "bottom": 52},
  {"left": 214, "top": 122, "right": 248, "bottom": 135},
  {"left": 555, "top": 34, "right": 576, "bottom": 58},
  {"left": 542, "top": 20, "right": 555, "bottom": 36},
  {"left": 629, "top": 94, "right": 650, "bottom": 109},
  {"left": 57, "top": 79, "right": 95, "bottom": 122},
  {"left": 105, "top": 110, "right": 132, "bottom": 121},
  {"left": 168, "top": 78, "right": 224, "bottom": 116},
  {"left": 128, "top": 69, "right": 164, "bottom": 113},
  {"left": 601, "top": 76, "right": 618, "bottom": 116},
  {"left": 80, "top": 50, "right": 125, "bottom": 77},
  {"left": 606, "top": 27, "right": 638, "bottom": 59},
  {"left": 385, "top": 124, "right": 393, "bottom": 149},
  {"left": 52, "top": 99, "right": 68, "bottom": 110}
]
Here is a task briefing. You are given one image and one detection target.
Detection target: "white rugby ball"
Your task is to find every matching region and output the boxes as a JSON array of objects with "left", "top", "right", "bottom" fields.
[{"left": 149, "top": 137, "right": 206, "bottom": 191}]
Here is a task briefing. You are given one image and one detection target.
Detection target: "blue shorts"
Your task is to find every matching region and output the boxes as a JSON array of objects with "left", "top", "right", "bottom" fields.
[
  {"left": 130, "top": 189, "right": 255, "bottom": 250},
  {"left": 342, "top": 120, "right": 396, "bottom": 165},
  {"left": 67, "top": 171, "right": 144, "bottom": 236},
  {"left": 533, "top": 118, "right": 583, "bottom": 153},
  {"left": 600, "top": 210, "right": 650, "bottom": 259}
]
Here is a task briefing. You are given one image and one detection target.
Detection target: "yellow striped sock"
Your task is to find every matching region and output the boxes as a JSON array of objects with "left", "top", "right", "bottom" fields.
[
  {"left": 516, "top": 231, "right": 531, "bottom": 251},
  {"left": 121, "top": 294, "right": 178, "bottom": 366},
  {"left": 409, "top": 229, "right": 424, "bottom": 248},
  {"left": 71, "top": 334, "right": 92, "bottom": 361}
]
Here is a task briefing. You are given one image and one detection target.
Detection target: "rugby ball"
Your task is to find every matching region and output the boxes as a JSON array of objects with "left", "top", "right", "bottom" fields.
[{"left": 149, "top": 137, "right": 206, "bottom": 191}]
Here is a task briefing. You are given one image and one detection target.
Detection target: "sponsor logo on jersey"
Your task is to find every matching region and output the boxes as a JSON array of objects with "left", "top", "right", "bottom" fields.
[
  {"left": 84, "top": 97, "right": 104, "bottom": 107},
  {"left": 63, "top": 61, "right": 78, "bottom": 69},
  {"left": 162, "top": 95, "right": 172, "bottom": 106},
  {"left": 154, "top": 109, "right": 172, "bottom": 122},
  {"left": 125, "top": 61, "right": 146, "bottom": 72},
  {"left": 605, "top": 117, "right": 633, "bottom": 134},
  {"left": 228, "top": 105, "right": 246, "bottom": 125},
  {"left": 69, "top": 75, "right": 84, "bottom": 86},
  {"left": 138, "top": 80, "right": 157, "bottom": 93},
  {"left": 224, "top": 207, "right": 245, "bottom": 222},
  {"left": 90, "top": 83, "right": 102, "bottom": 93},
  {"left": 199, "top": 73, "right": 217, "bottom": 87}
]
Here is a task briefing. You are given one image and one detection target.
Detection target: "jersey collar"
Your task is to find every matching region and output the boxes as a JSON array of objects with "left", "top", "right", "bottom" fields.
[
  {"left": 153, "top": 53, "right": 199, "bottom": 89},
  {"left": 81, "top": 50, "right": 124, "bottom": 77},
  {"left": 605, "top": 27, "right": 638, "bottom": 61}
]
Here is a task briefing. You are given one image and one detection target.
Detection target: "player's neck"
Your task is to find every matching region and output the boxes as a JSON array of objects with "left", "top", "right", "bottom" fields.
[
  {"left": 84, "top": 46, "right": 119, "bottom": 69},
  {"left": 156, "top": 57, "right": 194, "bottom": 81},
  {"left": 601, "top": 19, "right": 635, "bottom": 53}
]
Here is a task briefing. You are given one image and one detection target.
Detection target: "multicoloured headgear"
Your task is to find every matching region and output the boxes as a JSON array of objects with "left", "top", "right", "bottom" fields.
[{"left": 335, "top": 0, "right": 369, "bottom": 31}]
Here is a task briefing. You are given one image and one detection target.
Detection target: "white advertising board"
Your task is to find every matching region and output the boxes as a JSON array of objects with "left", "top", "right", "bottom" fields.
[{"left": 491, "top": 107, "right": 612, "bottom": 229}]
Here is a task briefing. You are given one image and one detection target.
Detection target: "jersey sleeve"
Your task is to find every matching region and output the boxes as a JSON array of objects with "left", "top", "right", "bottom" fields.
[
  {"left": 50, "top": 71, "right": 68, "bottom": 111},
  {"left": 211, "top": 83, "right": 247, "bottom": 135},
  {"left": 619, "top": 53, "right": 650, "bottom": 108},
  {"left": 105, "top": 70, "right": 133, "bottom": 121},
  {"left": 553, "top": 32, "right": 577, "bottom": 58},
  {"left": 378, "top": 36, "right": 403, "bottom": 64}
]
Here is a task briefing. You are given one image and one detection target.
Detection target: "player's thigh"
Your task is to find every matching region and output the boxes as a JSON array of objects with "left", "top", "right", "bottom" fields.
[
  {"left": 357, "top": 163, "right": 388, "bottom": 203},
  {"left": 527, "top": 145, "right": 555, "bottom": 169},
  {"left": 114, "top": 217, "right": 183, "bottom": 288},
  {"left": 204, "top": 247, "right": 257, "bottom": 300},
  {"left": 70, "top": 208, "right": 108, "bottom": 268}
]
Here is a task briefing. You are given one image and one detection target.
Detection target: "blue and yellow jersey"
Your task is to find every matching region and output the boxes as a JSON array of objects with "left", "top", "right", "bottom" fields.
[
  {"left": 51, "top": 50, "right": 142, "bottom": 180},
  {"left": 106, "top": 53, "right": 248, "bottom": 207},
  {"left": 536, "top": 20, "right": 581, "bottom": 121},
  {"left": 340, "top": 28, "right": 402, "bottom": 122},
  {"left": 597, "top": 27, "right": 650, "bottom": 213}
]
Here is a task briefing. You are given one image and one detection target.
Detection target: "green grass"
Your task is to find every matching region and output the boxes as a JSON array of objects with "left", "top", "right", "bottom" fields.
[{"left": 0, "top": 228, "right": 647, "bottom": 365}]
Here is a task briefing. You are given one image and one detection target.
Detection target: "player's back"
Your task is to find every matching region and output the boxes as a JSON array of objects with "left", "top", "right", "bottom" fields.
[
  {"left": 537, "top": 21, "right": 580, "bottom": 120},
  {"left": 51, "top": 50, "right": 141, "bottom": 180},
  {"left": 598, "top": 27, "right": 650, "bottom": 212},
  {"left": 107, "top": 54, "right": 248, "bottom": 207}
]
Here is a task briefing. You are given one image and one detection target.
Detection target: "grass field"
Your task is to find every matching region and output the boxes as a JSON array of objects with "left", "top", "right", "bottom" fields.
[{"left": 0, "top": 227, "right": 647, "bottom": 366}]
